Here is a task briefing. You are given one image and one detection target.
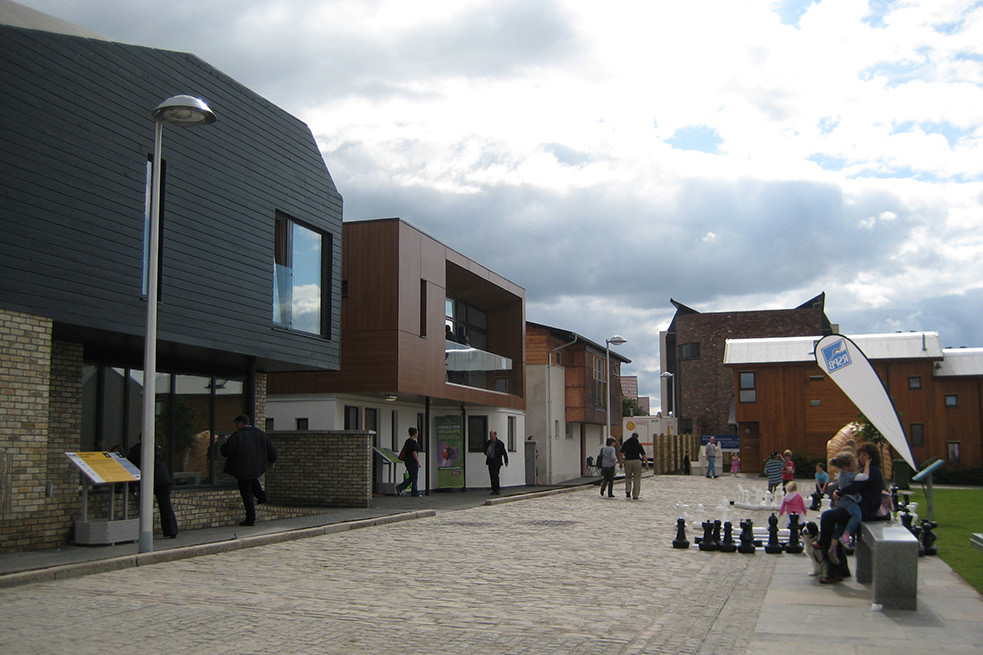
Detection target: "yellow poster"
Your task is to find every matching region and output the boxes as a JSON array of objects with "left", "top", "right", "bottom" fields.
[{"left": 66, "top": 451, "right": 140, "bottom": 484}]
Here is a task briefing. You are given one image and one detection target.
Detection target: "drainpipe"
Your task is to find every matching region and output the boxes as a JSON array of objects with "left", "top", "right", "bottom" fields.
[{"left": 547, "top": 335, "right": 578, "bottom": 484}]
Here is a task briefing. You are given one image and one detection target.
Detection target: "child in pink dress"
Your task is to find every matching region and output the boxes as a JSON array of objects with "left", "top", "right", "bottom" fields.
[
  {"left": 730, "top": 453, "right": 740, "bottom": 476},
  {"left": 778, "top": 481, "right": 808, "bottom": 527}
]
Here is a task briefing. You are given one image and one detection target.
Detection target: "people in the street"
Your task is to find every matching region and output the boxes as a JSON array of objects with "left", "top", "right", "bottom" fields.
[
  {"left": 778, "top": 481, "right": 807, "bottom": 528},
  {"left": 126, "top": 438, "right": 178, "bottom": 538},
  {"left": 597, "top": 438, "right": 619, "bottom": 498},
  {"left": 682, "top": 450, "right": 691, "bottom": 475},
  {"left": 704, "top": 437, "right": 720, "bottom": 478},
  {"left": 220, "top": 414, "right": 278, "bottom": 526},
  {"left": 781, "top": 449, "right": 795, "bottom": 491},
  {"left": 620, "top": 432, "right": 648, "bottom": 499},
  {"left": 764, "top": 451, "right": 783, "bottom": 493},
  {"left": 484, "top": 430, "right": 508, "bottom": 495},
  {"left": 814, "top": 462, "right": 829, "bottom": 496},
  {"left": 395, "top": 427, "right": 421, "bottom": 497},
  {"left": 730, "top": 452, "right": 741, "bottom": 476}
]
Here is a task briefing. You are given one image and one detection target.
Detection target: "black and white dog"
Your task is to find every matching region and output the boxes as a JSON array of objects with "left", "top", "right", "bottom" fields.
[{"left": 800, "top": 521, "right": 825, "bottom": 577}]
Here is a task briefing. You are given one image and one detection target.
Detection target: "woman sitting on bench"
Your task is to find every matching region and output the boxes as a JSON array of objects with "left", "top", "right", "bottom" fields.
[{"left": 816, "top": 442, "right": 886, "bottom": 584}]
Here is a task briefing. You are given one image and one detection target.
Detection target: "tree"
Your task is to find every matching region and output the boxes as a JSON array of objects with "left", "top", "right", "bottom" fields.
[{"left": 622, "top": 396, "right": 646, "bottom": 417}]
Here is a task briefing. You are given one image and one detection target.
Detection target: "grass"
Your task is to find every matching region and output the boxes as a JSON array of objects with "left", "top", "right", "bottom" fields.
[{"left": 906, "top": 486, "right": 983, "bottom": 595}]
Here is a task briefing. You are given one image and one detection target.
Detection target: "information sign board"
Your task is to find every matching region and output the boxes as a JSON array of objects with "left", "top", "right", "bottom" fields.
[{"left": 66, "top": 451, "right": 140, "bottom": 484}]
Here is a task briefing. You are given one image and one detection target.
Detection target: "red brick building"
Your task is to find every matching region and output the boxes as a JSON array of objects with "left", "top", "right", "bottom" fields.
[{"left": 660, "top": 294, "right": 833, "bottom": 437}]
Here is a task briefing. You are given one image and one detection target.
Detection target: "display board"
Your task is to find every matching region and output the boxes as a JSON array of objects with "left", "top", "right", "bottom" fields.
[{"left": 66, "top": 451, "right": 141, "bottom": 484}]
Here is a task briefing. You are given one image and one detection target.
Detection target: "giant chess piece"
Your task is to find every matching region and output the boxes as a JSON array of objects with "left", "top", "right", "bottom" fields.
[
  {"left": 672, "top": 517, "right": 690, "bottom": 549},
  {"left": 719, "top": 521, "right": 737, "bottom": 553},
  {"left": 809, "top": 490, "right": 822, "bottom": 511},
  {"left": 712, "top": 519, "right": 722, "bottom": 547},
  {"left": 890, "top": 484, "right": 900, "bottom": 517},
  {"left": 738, "top": 518, "right": 756, "bottom": 554},
  {"left": 785, "top": 513, "right": 804, "bottom": 554},
  {"left": 699, "top": 520, "right": 718, "bottom": 551},
  {"left": 920, "top": 520, "right": 938, "bottom": 556},
  {"left": 764, "top": 513, "right": 784, "bottom": 554},
  {"left": 900, "top": 511, "right": 915, "bottom": 533}
]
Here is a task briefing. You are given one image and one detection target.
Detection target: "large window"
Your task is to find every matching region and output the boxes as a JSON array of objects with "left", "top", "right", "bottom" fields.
[
  {"left": 445, "top": 297, "right": 487, "bottom": 349},
  {"left": 82, "top": 365, "right": 244, "bottom": 486},
  {"left": 274, "top": 212, "right": 330, "bottom": 336}
]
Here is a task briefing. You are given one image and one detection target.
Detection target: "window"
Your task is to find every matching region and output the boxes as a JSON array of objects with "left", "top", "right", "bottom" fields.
[
  {"left": 507, "top": 416, "right": 517, "bottom": 452},
  {"left": 274, "top": 212, "right": 330, "bottom": 337},
  {"left": 910, "top": 423, "right": 924, "bottom": 447},
  {"left": 565, "top": 423, "right": 573, "bottom": 440},
  {"left": 908, "top": 376, "right": 922, "bottom": 390},
  {"left": 552, "top": 350, "right": 564, "bottom": 366},
  {"left": 420, "top": 280, "right": 428, "bottom": 337},
  {"left": 679, "top": 342, "right": 700, "bottom": 359},
  {"left": 739, "top": 371, "right": 756, "bottom": 403},
  {"left": 593, "top": 356, "right": 606, "bottom": 408},
  {"left": 445, "top": 297, "right": 487, "bottom": 348},
  {"left": 947, "top": 441, "right": 961, "bottom": 465},
  {"left": 945, "top": 394, "right": 958, "bottom": 407},
  {"left": 365, "top": 408, "right": 378, "bottom": 435},
  {"left": 468, "top": 415, "right": 488, "bottom": 452},
  {"left": 344, "top": 406, "right": 360, "bottom": 430},
  {"left": 81, "top": 366, "right": 244, "bottom": 487},
  {"left": 265, "top": 418, "right": 275, "bottom": 431},
  {"left": 295, "top": 418, "right": 309, "bottom": 430}
]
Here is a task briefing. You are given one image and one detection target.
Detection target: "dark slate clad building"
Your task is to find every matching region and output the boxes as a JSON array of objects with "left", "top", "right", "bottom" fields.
[{"left": 0, "top": 15, "right": 342, "bottom": 551}]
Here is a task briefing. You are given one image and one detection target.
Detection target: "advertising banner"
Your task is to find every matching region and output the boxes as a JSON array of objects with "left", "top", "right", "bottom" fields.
[
  {"left": 436, "top": 416, "right": 464, "bottom": 489},
  {"left": 815, "top": 334, "right": 916, "bottom": 467}
]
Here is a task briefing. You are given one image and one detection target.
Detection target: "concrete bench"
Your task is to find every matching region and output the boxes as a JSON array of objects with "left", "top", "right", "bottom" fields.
[{"left": 856, "top": 521, "right": 919, "bottom": 610}]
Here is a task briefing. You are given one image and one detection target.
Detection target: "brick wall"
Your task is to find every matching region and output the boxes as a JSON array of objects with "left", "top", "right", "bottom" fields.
[{"left": 265, "top": 431, "right": 373, "bottom": 508}]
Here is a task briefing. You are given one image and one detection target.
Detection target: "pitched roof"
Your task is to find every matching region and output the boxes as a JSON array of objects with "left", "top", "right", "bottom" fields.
[{"left": 723, "top": 332, "right": 944, "bottom": 365}]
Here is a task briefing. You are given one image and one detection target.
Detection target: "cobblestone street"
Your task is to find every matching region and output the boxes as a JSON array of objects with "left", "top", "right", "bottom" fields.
[{"left": 0, "top": 476, "right": 801, "bottom": 654}]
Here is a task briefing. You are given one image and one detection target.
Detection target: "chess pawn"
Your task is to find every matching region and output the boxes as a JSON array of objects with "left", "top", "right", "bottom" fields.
[
  {"left": 672, "top": 517, "right": 690, "bottom": 549},
  {"left": 738, "top": 518, "right": 756, "bottom": 554},
  {"left": 719, "top": 521, "right": 737, "bottom": 553},
  {"left": 764, "top": 513, "right": 784, "bottom": 554}
]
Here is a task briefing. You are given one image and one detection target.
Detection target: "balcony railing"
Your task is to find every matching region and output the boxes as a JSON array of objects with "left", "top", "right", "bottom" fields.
[{"left": 445, "top": 340, "right": 513, "bottom": 392}]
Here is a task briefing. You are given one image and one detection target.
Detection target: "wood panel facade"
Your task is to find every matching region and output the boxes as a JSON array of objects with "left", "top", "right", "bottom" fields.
[{"left": 269, "top": 219, "right": 526, "bottom": 411}]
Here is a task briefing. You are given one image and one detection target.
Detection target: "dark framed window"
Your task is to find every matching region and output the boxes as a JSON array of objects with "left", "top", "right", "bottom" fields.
[
  {"left": 908, "top": 376, "right": 922, "bottom": 390},
  {"left": 344, "top": 405, "right": 360, "bottom": 430},
  {"left": 679, "top": 342, "right": 700, "bottom": 359},
  {"left": 739, "top": 371, "right": 756, "bottom": 403},
  {"left": 507, "top": 416, "right": 517, "bottom": 452},
  {"left": 945, "top": 394, "right": 958, "bottom": 407},
  {"left": 295, "top": 418, "right": 309, "bottom": 430},
  {"left": 468, "top": 415, "right": 488, "bottom": 452},
  {"left": 265, "top": 418, "right": 275, "bottom": 431},
  {"left": 593, "top": 355, "right": 606, "bottom": 408},
  {"left": 947, "top": 441, "right": 960, "bottom": 465},
  {"left": 910, "top": 423, "right": 924, "bottom": 447},
  {"left": 273, "top": 212, "right": 331, "bottom": 337}
]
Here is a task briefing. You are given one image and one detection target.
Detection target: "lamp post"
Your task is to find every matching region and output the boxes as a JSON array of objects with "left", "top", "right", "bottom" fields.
[
  {"left": 140, "top": 95, "right": 216, "bottom": 553},
  {"left": 660, "top": 370, "right": 674, "bottom": 416},
  {"left": 604, "top": 335, "right": 627, "bottom": 440}
]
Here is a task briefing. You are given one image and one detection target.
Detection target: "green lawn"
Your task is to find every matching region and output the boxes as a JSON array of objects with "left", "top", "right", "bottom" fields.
[{"left": 906, "top": 487, "right": 983, "bottom": 594}]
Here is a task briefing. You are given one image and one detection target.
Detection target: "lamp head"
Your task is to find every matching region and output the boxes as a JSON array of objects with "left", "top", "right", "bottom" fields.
[
  {"left": 607, "top": 335, "right": 627, "bottom": 346},
  {"left": 153, "top": 95, "right": 216, "bottom": 127}
]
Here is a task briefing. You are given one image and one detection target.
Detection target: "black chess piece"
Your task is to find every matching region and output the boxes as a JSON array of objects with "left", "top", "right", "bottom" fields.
[
  {"left": 719, "top": 521, "right": 737, "bottom": 553},
  {"left": 809, "top": 490, "right": 822, "bottom": 511},
  {"left": 672, "top": 517, "right": 690, "bottom": 549},
  {"left": 900, "top": 511, "right": 915, "bottom": 533},
  {"left": 699, "top": 520, "right": 718, "bottom": 551},
  {"left": 890, "top": 484, "right": 899, "bottom": 516},
  {"left": 920, "top": 520, "right": 938, "bottom": 556},
  {"left": 764, "top": 513, "right": 784, "bottom": 554},
  {"left": 712, "top": 519, "right": 722, "bottom": 547},
  {"left": 738, "top": 518, "right": 756, "bottom": 554},
  {"left": 785, "top": 513, "right": 804, "bottom": 554}
]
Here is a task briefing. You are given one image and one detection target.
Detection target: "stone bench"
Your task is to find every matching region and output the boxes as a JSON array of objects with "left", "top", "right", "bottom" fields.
[{"left": 856, "top": 521, "right": 919, "bottom": 610}]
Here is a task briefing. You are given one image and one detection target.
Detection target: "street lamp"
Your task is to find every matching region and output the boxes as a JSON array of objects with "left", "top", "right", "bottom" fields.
[
  {"left": 140, "top": 95, "right": 216, "bottom": 553},
  {"left": 605, "top": 335, "right": 627, "bottom": 440},
  {"left": 660, "top": 370, "right": 674, "bottom": 416}
]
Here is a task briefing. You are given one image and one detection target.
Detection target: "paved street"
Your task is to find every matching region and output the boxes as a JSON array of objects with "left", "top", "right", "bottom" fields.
[{"left": 1, "top": 474, "right": 981, "bottom": 654}]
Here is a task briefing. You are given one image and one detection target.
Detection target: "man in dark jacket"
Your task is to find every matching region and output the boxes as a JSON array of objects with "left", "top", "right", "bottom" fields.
[
  {"left": 484, "top": 431, "right": 509, "bottom": 495},
  {"left": 221, "top": 414, "right": 278, "bottom": 526},
  {"left": 126, "top": 439, "right": 178, "bottom": 538}
]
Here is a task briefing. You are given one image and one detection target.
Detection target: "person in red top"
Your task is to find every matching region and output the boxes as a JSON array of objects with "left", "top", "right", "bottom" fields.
[{"left": 781, "top": 449, "right": 795, "bottom": 492}]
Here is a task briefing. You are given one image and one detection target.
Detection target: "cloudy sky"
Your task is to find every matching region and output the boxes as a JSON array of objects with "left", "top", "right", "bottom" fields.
[{"left": 16, "top": 0, "right": 983, "bottom": 403}]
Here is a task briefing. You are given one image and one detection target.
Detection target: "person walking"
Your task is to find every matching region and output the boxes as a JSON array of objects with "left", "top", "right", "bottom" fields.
[
  {"left": 126, "top": 438, "right": 178, "bottom": 538},
  {"left": 220, "top": 414, "right": 278, "bottom": 526},
  {"left": 620, "top": 432, "right": 648, "bottom": 499},
  {"left": 764, "top": 451, "right": 783, "bottom": 493},
  {"left": 597, "top": 438, "right": 620, "bottom": 498},
  {"left": 395, "top": 427, "right": 421, "bottom": 497},
  {"left": 704, "top": 437, "right": 720, "bottom": 478},
  {"left": 484, "top": 430, "right": 508, "bottom": 495}
]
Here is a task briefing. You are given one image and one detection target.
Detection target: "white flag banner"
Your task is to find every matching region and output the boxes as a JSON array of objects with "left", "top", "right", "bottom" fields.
[{"left": 815, "top": 334, "right": 916, "bottom": 468}]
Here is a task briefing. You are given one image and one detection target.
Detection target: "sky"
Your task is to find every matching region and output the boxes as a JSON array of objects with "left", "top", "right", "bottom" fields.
[{"left": 15, "top": 0, "right": 983, "bottom": 405}]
